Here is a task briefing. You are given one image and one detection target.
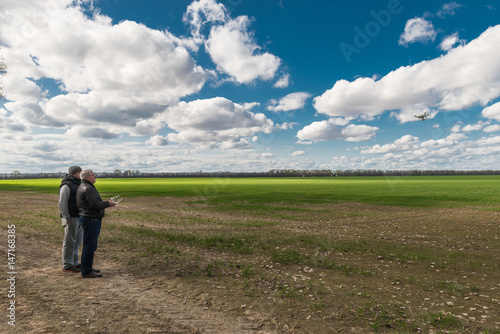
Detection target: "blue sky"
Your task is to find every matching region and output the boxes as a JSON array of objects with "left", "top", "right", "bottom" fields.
[{"left": 1, "top": 0, "right": 500, "bottom": 173}]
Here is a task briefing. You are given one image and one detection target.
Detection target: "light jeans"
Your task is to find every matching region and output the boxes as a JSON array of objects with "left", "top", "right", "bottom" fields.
[{"left": 62, "top": 217, "right": 83, "bottom": 269}]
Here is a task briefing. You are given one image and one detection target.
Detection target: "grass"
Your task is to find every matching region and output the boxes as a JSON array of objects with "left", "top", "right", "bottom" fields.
[
  {"left": 113, "top": 223, "right": 260, "bottom": 254},
  {"left": 424, "top": 311, "right": 463, "bottom": 330},
  {"left": 1, "top": 175, "right": 500, "bottom": 209},
  {"left": 1, "top": 176, "right": 499, "bottom": 333}
]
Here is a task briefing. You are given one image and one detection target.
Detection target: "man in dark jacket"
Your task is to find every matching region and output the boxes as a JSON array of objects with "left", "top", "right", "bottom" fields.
[
  {"left": 59, "top": 166, "right": 83, "bottom": 273},
  {"left": 76, "top": 169, "right": 116, "bottom": 278}
]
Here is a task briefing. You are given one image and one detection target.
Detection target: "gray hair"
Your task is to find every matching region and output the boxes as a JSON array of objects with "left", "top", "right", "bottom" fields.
[{"left": 80, "top": 169, "right": 94, "bottom": 181}]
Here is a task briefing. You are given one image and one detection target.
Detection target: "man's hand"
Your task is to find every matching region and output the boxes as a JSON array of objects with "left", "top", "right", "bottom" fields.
[{"left": 109, "top": 200, "right": 117, "bottom": 207}]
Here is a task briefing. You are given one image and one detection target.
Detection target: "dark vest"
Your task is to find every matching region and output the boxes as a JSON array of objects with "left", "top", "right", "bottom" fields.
[{"left": 60, "top": 175, "right": 81, "bottom": 217}]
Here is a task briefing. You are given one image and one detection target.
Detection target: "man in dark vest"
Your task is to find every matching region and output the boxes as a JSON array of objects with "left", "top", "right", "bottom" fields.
[
  {"left": 77, "top": 169, "right": 116, "bottom": 278},
  {"left": 59, "top": 166, "right": 83, "bottom": 273}
]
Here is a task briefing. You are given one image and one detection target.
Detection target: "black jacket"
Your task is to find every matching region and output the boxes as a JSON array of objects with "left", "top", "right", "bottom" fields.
[
  {"left": 76, "top": 180, "right": 110, "bottom": 219},
  {"left": 59, "top": 175, "right": 81, "bottom": 217}
]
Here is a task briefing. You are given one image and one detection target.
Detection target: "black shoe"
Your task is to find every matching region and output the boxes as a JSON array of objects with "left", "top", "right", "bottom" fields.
[
  {"left": 82, "top": 271, "right": 103, "bottom": 278},
  {"left": 63, "top": 266, "right": 81, "bottom": 273},
  {"left": 75, "top": 264, "right": 81, "bottom": 269}
]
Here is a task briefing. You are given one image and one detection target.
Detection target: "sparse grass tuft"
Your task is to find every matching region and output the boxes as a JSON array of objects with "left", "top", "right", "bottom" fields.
[
  {"left": 271, "top": 249, "right": 305, "bottom": 264},
  {"left": 424, "top": 311, "right": 463, "bottom": 331}
]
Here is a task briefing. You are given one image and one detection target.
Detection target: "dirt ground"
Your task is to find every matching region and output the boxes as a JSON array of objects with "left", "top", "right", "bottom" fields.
[
  {"left": 2, "top": 234, "right": 278, "bottom": 334},
  {"left": 1, "top": 191, "right": 499, "bottom": 333},
  {"left": 1, "top": 192, "right": 279, "bottom": 334}
]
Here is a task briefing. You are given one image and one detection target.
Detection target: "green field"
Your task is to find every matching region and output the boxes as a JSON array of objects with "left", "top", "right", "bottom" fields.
[
  {"left": 1, "top": 175, "right": 499, "bottom": 209},
  {"left": 2, "top": 175, "right": 500, "bottom": 332}
]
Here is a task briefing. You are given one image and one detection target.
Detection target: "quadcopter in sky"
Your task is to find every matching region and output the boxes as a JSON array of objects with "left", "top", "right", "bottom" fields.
[{"left": 414, "top": 112, "right": 429, "bottom": 121}]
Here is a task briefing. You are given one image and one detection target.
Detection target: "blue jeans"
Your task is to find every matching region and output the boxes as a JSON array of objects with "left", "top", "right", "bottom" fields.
[{"left": 79, "top": 217, "right": 102, "bottom": 276}]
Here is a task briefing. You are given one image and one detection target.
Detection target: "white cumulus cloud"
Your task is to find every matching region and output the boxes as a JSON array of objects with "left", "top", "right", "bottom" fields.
[
  {"left": 185, "top": 0, "right": 283, "bottom": 84},
  {"left": 420, "top": 133, "right": 466, "bottom": 148},
  {"left": 206, "top": 16, "right": 281, "bottom": 84},
  {"left": 290, "top": 151, "right": 306, "bottom": 157},
  {"left": 482, "top": 102, "right": 500, "bottom": 121},
  {"left": 462, "top": 121, "right": 490, "bottom": 132},
  {"left": 483, "top": 124, "right": 500, "bottom": 133},
  {"left": 314, "top": 25, "right": 500, "bottom": 123},
  {"left": 439, "top": 32, "right": 465, "bottom": 51},
  {"left": 0, "top": 0, "right": 208, "bottom": 133},
  {"left": 157, "top": 97, "right": 274, "bottom": 149},
  {"left": 147, "top": 135, "right": 169, "bottom": 147},
  {"left": 184, "top": 0, "right": 228, "bottom": 42},
  {"left": 351, "top": 132, "right": 500, "bottom": 170},
  {"left": 297, "top": 119, "right": 378, "bottom": 143},
  {"left": 361, "top": 135, "right": 420, "bottom": 154},
  {"left": 399, "top": 17, "right": 437, "bottom": 46},
  {"left": 437, "top": 2, "right": 462, "bottom": 18},
  {"left": 274, "top": 73, "right": 290, "bottom": 88},
  {"left": 267, "top": 92, "right": 311, "bottom": 112}
]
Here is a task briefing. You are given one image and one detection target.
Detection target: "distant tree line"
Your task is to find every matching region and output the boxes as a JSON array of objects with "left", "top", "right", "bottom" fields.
[{"left": 1, "top": 169, "right": 500, "bottom": 180}]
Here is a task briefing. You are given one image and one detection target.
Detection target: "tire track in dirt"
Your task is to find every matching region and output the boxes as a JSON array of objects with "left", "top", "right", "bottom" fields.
[{"left": 1, "top": 232, "right": 277, "bottom": 333}]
